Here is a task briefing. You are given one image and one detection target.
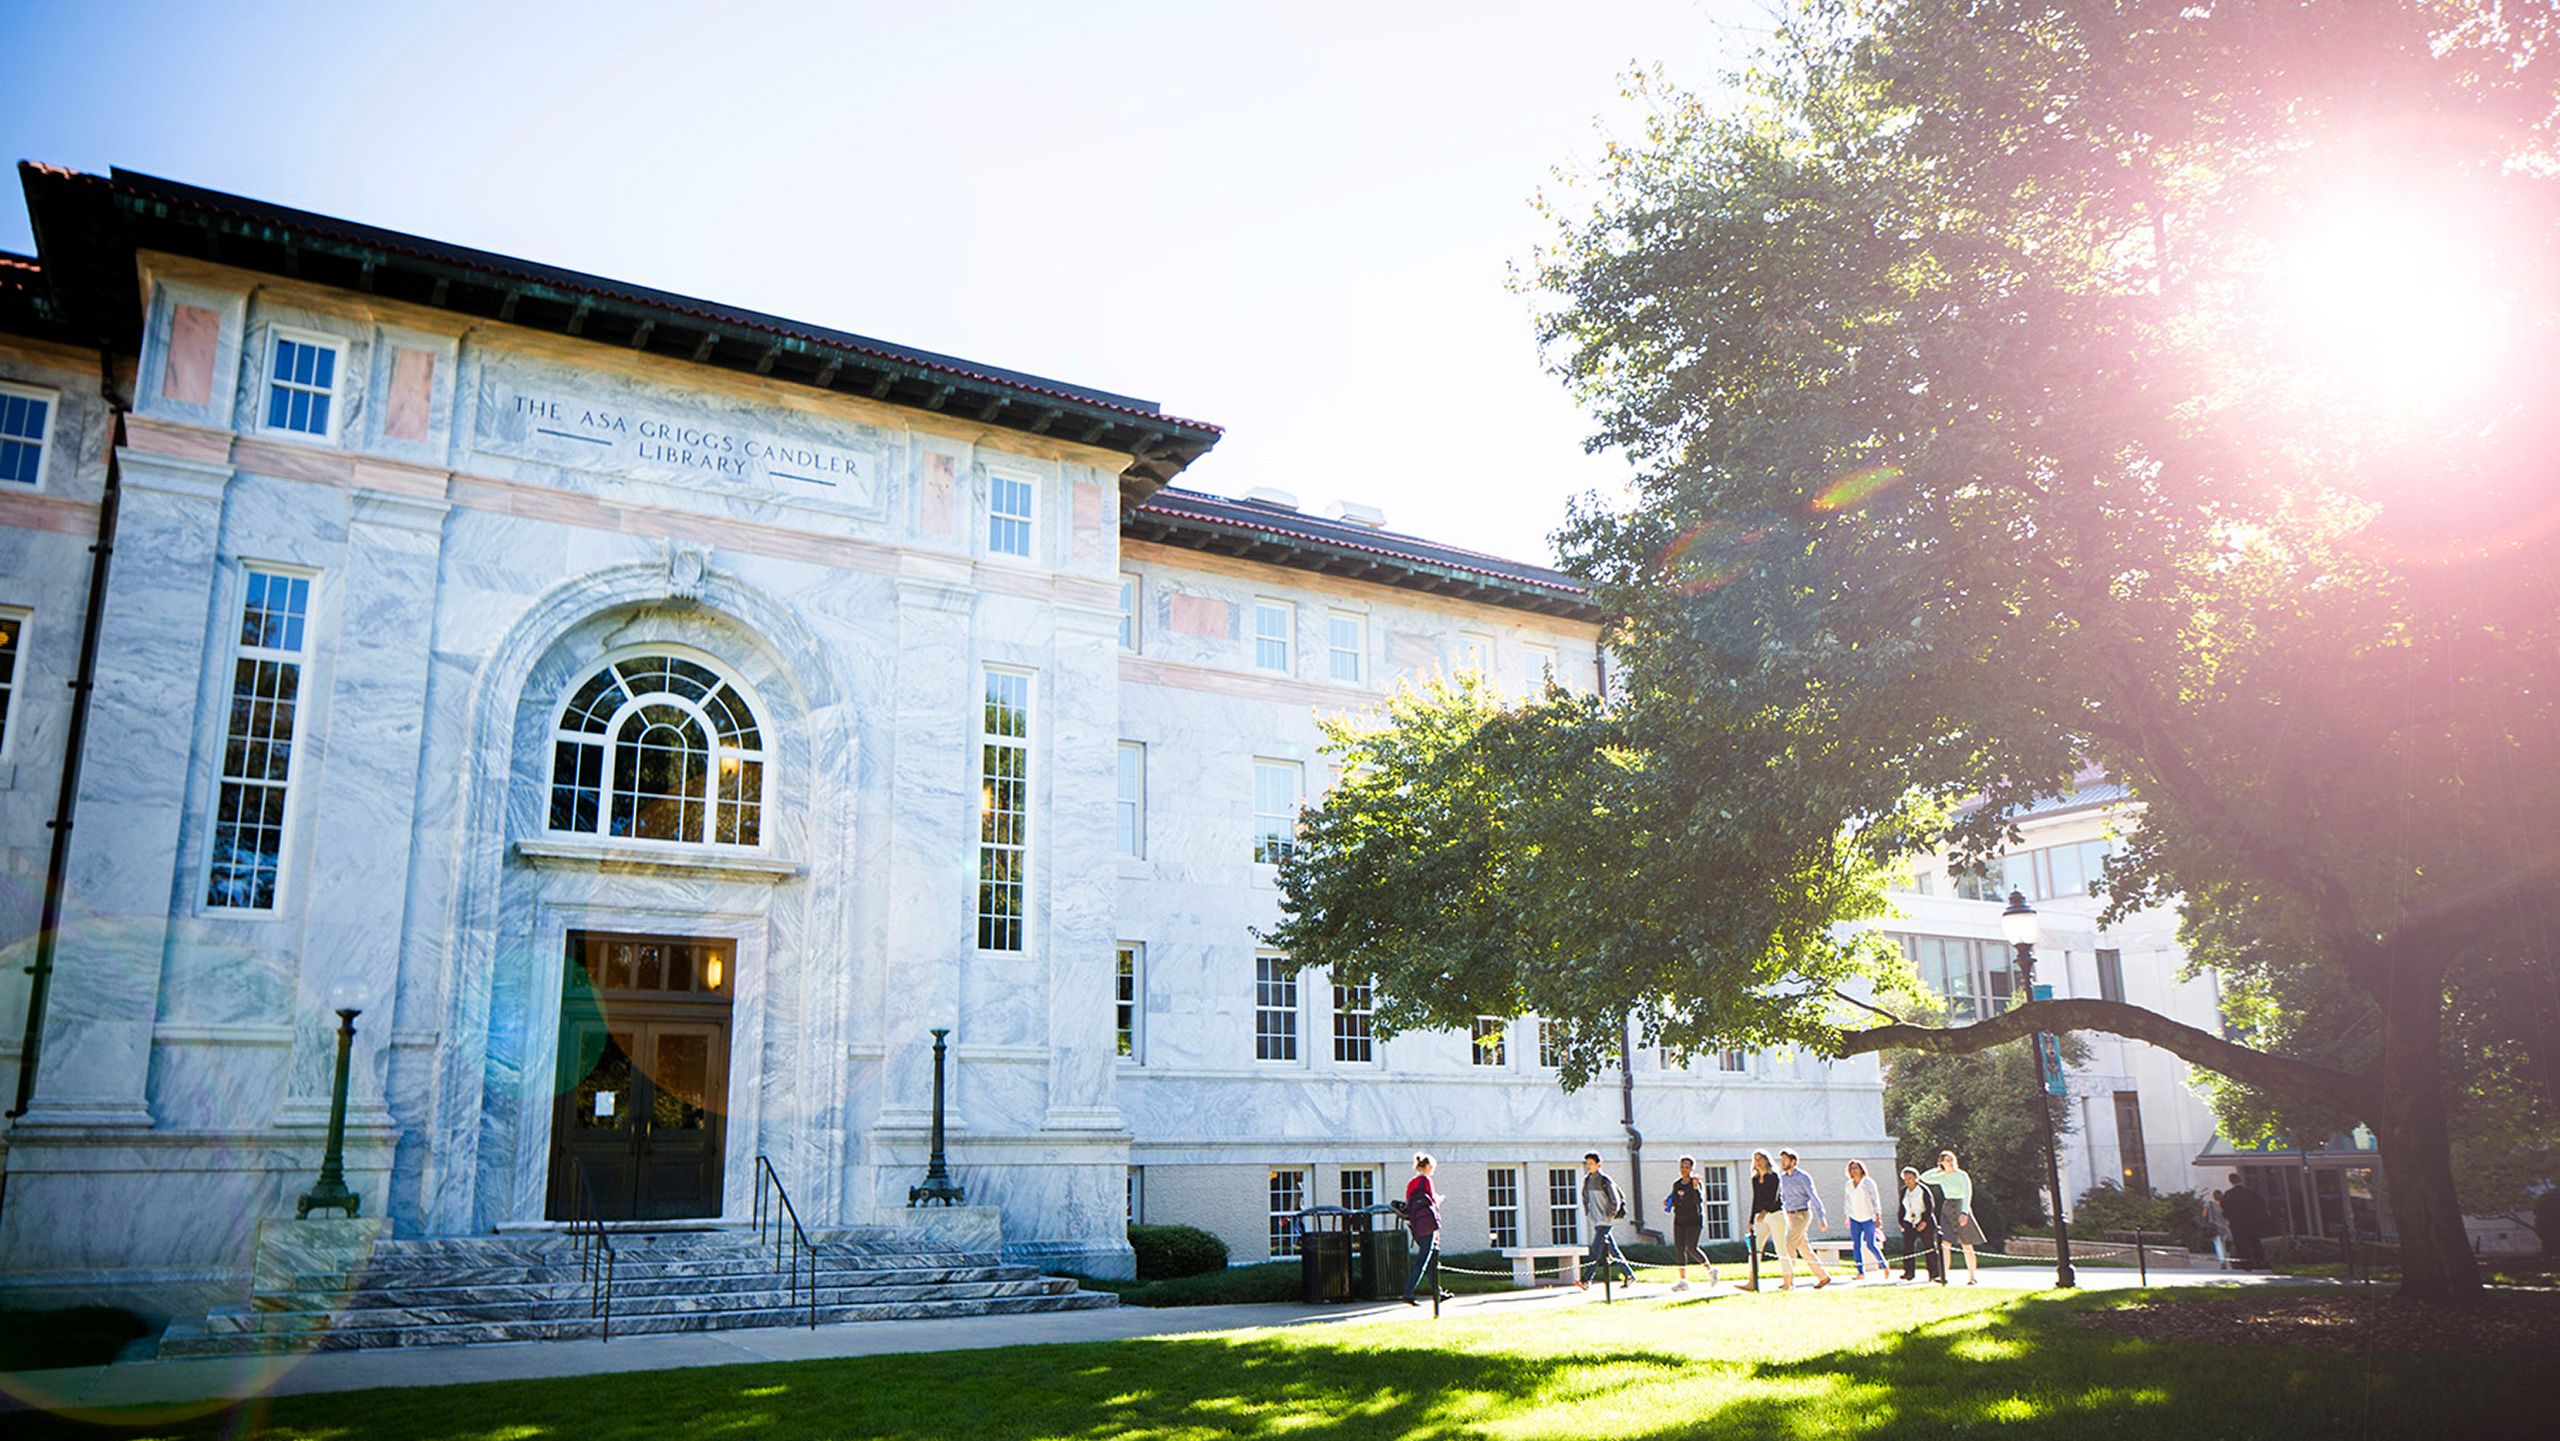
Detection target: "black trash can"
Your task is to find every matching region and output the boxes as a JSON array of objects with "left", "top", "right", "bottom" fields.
[
  {"left": 1356, "top": 1204, "right": 1410, "bottom": 1300},
  {"left": 1296, "top": 1206, "right": 1355, "bottom": 1304}
]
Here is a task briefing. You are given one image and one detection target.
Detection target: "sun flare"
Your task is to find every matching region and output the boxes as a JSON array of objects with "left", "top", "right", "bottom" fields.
[{"left": 2268, "top": 184, "right": 2520, "bottom": 418}]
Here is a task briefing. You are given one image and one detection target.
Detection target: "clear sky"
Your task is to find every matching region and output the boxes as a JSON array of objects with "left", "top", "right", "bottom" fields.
[{"left": 1, "top": 0, "right": 1765, "bottom": 565}]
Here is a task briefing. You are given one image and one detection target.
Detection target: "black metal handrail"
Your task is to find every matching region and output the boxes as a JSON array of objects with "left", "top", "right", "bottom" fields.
[
  {"left": 753, "top": 1155, "right": 819, "bottom": 1330},
  {"left": 565, "top": 1155, "right": 617, "bottom": 1342}
]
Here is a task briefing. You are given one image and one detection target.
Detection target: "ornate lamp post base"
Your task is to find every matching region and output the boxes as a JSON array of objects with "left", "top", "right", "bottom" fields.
[
  {"left": 298, "top": 1008, "right": 364, "bottom": 1220},
  {"left": 908, "top": 1028, "right": 966, "bottom": 1208}
]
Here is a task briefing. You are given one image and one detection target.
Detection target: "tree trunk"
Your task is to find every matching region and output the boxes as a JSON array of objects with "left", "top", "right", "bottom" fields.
[{"left": 2372, "top": 969, "right": 2481, "bottom": 1302}]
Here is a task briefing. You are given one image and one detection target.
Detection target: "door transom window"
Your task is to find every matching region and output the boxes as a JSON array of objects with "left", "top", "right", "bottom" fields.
[{"left": 548, "top": 653, "right": 765, "bottom": 846}]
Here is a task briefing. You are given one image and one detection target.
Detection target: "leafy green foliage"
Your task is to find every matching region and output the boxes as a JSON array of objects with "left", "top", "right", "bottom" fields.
[
  {"left": 1882, "top": 1012, "right": 2084, "bottom": 1239},
  {"left": 1267, "top": 676, "right": 1908, "bottom": 1087},
  {"left": 2072, "top": 1182, "right": 2211, "bottom": 1255},
  {"left": 1126, "top": 1223, "right": 1230, "bottom": 1281}
]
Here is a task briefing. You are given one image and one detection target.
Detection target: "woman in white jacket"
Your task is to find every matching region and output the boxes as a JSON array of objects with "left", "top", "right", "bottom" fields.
[{"left": 1843, "top": 1160, "right": 1887, "bottom": 1278}]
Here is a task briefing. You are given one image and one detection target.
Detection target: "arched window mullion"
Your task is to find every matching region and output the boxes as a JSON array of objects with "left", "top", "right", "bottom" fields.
[{"left": 545, "top": 652, "right": 767, "bottom": 850}]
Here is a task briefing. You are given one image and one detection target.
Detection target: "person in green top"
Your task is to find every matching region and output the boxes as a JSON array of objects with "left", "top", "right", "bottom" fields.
[{"left": 1919, "top": 1150, "right": 1981, "bottom": 1285}]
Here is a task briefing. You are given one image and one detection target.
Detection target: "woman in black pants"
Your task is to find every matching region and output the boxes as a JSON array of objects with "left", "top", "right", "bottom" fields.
[
  {"left": 1739, "top": 1150, "right": 1782, "bottom": 1291},
  {"left": 1663, "top": 1155, "right": 1716, "bottom": 1291}
]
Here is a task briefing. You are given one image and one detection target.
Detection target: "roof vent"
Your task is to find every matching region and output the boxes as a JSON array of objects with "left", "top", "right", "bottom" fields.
[
  {"left": 1330, "top": 500, "right": 1387, "bottom": 529},
  {"left": 1242, "top": 486, "right": 1301, "bottom": 511}
]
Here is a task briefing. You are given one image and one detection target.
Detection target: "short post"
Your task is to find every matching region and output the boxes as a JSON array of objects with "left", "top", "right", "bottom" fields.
[
  {"left": 907, "top": 1028, "right": 966, "bottom": 1207},
  {"left": 1429, "top": 1249, "right": 1441, "bottom": 1320},
  {"left": 297, "top": 1008, "right": 363, "bottom": 1219},
  {"left": 2134, "top": 1230, "right": 2148, "bottom": 1285}
]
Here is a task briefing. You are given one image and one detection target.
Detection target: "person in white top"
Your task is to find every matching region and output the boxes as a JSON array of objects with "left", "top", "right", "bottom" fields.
[{"left": 1843, "top": 1160, "right": 1887, "bottom": 1278}]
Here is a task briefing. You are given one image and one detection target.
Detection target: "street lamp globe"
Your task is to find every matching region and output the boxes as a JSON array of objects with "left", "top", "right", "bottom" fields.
[{"left": 2000, "top": 890, "right": 2040, "bottom": 949}]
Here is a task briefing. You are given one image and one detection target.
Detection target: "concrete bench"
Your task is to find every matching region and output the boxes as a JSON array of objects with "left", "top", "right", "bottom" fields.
[{"left": 1495, "top": 1245, "right": 1592, "bottom": 1287}]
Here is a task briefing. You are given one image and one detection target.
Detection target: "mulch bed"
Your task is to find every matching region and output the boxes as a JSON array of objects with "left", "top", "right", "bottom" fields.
[{"left": 2075, "top": 1291, "right": 2560, "bottom": 1355}]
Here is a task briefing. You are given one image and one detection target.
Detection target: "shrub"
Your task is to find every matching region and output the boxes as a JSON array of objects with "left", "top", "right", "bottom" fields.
[
  {"left": 2071, "top": 1182, "right": 2210, "bottom": 1253},
  {"left": 1128, "top": 1223, "right": 1229, "bottom": 1280}
]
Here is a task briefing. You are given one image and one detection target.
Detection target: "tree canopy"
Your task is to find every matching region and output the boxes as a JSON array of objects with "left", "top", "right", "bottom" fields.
[{"left": 1272, "top": 0, "right": 2560, "bottom": 1301}]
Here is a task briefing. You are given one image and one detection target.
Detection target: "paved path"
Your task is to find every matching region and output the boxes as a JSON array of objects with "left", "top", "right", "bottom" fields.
[{"left": 0, "top": 1264, "right": 2322, "bottom": 1416}]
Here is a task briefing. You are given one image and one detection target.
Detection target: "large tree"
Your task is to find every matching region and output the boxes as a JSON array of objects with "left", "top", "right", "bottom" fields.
[{"left": 1274, "top": 0, "right": 2560, "bottom": 1301}]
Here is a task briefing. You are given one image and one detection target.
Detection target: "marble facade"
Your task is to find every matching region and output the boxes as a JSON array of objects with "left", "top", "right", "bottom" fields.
[{"left": 0, "top": 190, "right": 1893, "bottom": 1320}]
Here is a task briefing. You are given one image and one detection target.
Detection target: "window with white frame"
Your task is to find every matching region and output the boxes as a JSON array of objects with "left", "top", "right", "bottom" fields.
[
  {"left": 1700, "top": 1163, "right": 1735, "bottom": 1240},
  {"left": 206, "top": 568, "right": 313, "bottom": 910},
  {"left": 1326, "top": 611, "right": 1364, "bottom": 683},
  {"left": 1116, "top": 741, "right": 1145, "bottom": 857},
  {"left": 988, "top": 472, "right": 1035, "bottom": 558},
  {"left": 1332, "top": 979, "right": 1374, "bottom": 1063},
  {"left": 1547, "top": 1167, "right": 1581, "bottom": 1245},
  {"left": 1340, "top": 1168, "right": 1378, "bottom": 1213},
  {"left": 0, "top": 383, "right": 55, "bottom": 486},
  {"left": 1538, "top": 1017, "right": 1565, "bottom": 1069},
  {"left": 1127, "top": 1167, "right": 1144, "bottom": 1224},
  {"left": 1659, "top": 1047, "right": 1687, "bottom": 1072},
  {"left": 1255, "top": 954, "right": 1299, "bottom": 1061},
  {"left": 1251, "top": 759, "right": 1302, "bottom": 864},
  {"left": 1523, "top": 642, "right": 1559, "bottom": 694},
  {"left": 1488, "top": 1167, "right": 1522, "bottom": 1249},
  {"left": 1116, "top": 943, "right": 1143, "bottom": 1062},
  {"left": 263, "top": 332, "right": 342, "bottom": 438},
  {"left": 1253, "top": 600, "right": 1291, "bottom": 672},
  {"left": 548, "top": 653, "right": 766, "bottom": 847},
  {"left": 1471, "top": 1016, "right": 1508, "bottom": 1067},
  {"left": 1268, "top": 1168, "right": 1308, "bottom": 1257},
  {"left": 977, "top": 669, "right": 1032, "bottom": 951},
  {"left": 0, "top": 609, "right": 22, "bottom": 753},
  {"left": 1896, "top": 934, "right": 2020, "bottom": 1022},
  {"left": 1717, "top": 1047, "right": 1749, "bottom": 1074},
  {"left": 1118, "top": 572, "right": 1140, "bottom": 650},
  {"left": 1457, "top": 631, "right": 1493, "bottom": 677}
]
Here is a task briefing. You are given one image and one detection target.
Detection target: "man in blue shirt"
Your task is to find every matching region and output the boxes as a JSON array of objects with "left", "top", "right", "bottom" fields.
[{"left": 1775, "top": 1149, "right": 1833, "bottom": 1289}]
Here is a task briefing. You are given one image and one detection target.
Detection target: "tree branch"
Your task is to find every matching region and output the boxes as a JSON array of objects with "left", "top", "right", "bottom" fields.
[
  {"left": 2382, "top": 854, "right": 2560, "bottom": 970},
  {"left": 1831, "top": 998, "right": 2380, "bottom": 1115},
  {"left": 1825, "top": 986, "right": 1909, "bottom": 1026}
]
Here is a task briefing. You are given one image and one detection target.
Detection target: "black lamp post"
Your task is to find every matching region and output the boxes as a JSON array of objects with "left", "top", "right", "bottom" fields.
[
  {"left": 296, "top": 1007, "right": 363, "bottom": 1219},
  {"left": 908, "top": 1028, "right": 966, "bottom": 1207},
  {"left": 2001, "top": 891, "right": 2075, "bottom": 1288}
]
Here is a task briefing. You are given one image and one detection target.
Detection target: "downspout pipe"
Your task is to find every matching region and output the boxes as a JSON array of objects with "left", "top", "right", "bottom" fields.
[
  {"left": 1620, "top": 1015, "right": 1663, "bottom": 1244},
  {"left": 8, "top": 390, "right": 121, "bottom": 1123}
]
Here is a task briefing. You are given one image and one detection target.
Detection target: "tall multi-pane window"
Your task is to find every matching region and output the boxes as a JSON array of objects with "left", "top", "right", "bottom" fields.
[
  {"left": 1700, "top": 1164, "right": 1735, "bottom": 1240},
  {"left": 1538, "top": 1018, "right": 1565, "bottom": 1069},
  {"left": 1471, "top": 1016, "right": 1508, "bottom": 1067},
  {"left": 1252, "top": 759, "right": 1302, "bottom": 864},
  {"left": 1332, "top": 979, "right": 1374, "bottom": 1063},
  {"left": 1954, "top": 838, "right": 2116, "bottom": 902},
  {"left": 1255, "top": 954, "right": 1299, "bottom": 1061},
  {"left": 1268, "top": 1168, "right": 1307, "bottom": 1257},
  {"left": 976, "top": 670, "right": 1031, "bottom": 951},
  {"left": 1127, "top": 1167, "right": 1144, "bottom": 1224},
  {"left": 1116, "top": 741, "right": 1145, "bottom": 857},
  {"left": 1340, "top": 1168, "right": 1378, "bottom": 1213},
  {"left": 1326, "top": 611, "right": 1364, "bottom": 683},
  {"left": 1897, "top": 935, "right": 2020, "bottom": 1022},
  {"left": 1118, "top": 572, "right": 1140, "bottom": 650},
  {"left": 264, "top": 333, "right": 341, "bottom": 438},
  {"left": 548, "top": 654, "right": 765, "bottom": 846},
  {"left": 1547, "top": 1168, "right": 1581, "bottom": 1245},
  {"left": 0, "top": 383, "right": 53, "bottom": 485},
  {"left": 2096, "top": 948, "right": 2125, "bottom": 1004},
  {"left": 0, "top": 610, "right": 20, "bottom": 753},
  {"left": 1487, "top": 1167, "right": 1522, "bottom": 1249},
  {"left": 206, "top": 569, "right": 312, "bottom": 910},
  {"left": 1457, "top": 632, "right": 1493, "bottom": 676},
  {"left": 1254, "top": 600, "right": 1291, "bottom": 672},
  {"left": 1115, "top": 943, "right": 1143, "bottom": 1062},
  {"left": 988, "top": 472, "right": 1035, "bottom": 558},
  {"left": 1717, "top": 1047, "right": 1750, "bottom": 1074},
  {"left": 2114, "top": 1091, "right": 2150, "bottom": 1192}
]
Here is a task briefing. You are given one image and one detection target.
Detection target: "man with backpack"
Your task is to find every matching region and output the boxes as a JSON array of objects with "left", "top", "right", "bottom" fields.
[{"left": 1575, "top": 1151, "right": 1637, "bottom": 1290}]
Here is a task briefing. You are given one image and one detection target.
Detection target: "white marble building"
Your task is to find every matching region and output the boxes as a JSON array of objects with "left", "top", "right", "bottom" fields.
[{"left": 0, "top": 167, "right": 1890, "bottom": 1317}]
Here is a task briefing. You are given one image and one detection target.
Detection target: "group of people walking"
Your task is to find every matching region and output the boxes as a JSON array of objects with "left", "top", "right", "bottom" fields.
[{"left": 1395, "top": 1146, "right": 1992, "bottom": 1304}]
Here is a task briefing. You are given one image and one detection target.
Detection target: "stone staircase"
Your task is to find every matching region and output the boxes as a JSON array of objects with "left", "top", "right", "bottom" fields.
[{"left": 159, "top": 1225, "right": 1112, "bottom": 1355}]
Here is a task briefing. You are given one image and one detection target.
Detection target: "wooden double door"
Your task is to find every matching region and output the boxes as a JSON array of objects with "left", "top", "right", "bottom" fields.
[{"left": 547, "top": 931, "right": 734, "bottom": 1222}]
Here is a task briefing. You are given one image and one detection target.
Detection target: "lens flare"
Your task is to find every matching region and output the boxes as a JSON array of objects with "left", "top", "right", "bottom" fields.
[{"left": 1811, "top": 465, "right": 1905, "bottom": 513}]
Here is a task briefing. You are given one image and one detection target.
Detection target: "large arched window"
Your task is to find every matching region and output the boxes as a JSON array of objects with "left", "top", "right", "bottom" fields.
[{"left": 548, "top": 654, "right": 764, "bottom": 846}]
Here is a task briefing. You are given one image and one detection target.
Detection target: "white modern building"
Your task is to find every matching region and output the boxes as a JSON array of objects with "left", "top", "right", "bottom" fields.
[{"left": 0, "top": 167, "right": 1891, "bottom": 1323}]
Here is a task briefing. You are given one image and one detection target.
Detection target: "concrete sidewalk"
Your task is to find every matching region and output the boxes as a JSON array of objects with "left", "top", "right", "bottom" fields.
[{"left": 1, "top": 1264, "right": 2320, "bottom": 1416}]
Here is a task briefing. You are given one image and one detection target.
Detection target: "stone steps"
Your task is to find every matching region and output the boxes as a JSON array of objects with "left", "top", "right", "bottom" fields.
[{"left": 161, "top": 1227, "right": 1110, "bottom": 1357}]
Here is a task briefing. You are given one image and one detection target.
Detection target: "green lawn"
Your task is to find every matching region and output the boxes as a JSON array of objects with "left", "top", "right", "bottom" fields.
[{"left": 11, "top": 1286, "right": 2548, "bottom": 1440}]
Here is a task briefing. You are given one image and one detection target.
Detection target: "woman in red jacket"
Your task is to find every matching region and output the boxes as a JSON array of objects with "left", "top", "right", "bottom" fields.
[{"left": 1401, "top": 1153, "right": 1451, "bottom": 1304}]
